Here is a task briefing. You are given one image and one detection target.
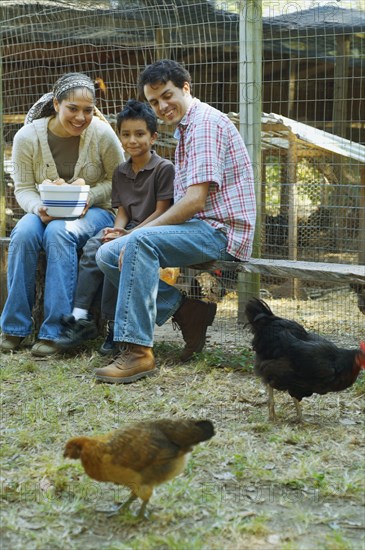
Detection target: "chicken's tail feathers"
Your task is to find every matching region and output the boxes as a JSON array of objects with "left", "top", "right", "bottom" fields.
[
  {"left": 163, "top": 419, "right": 215, "bottom": 448},
  {"left": 245, "top": 297, "right": 274, "bottom": 328},
  {"left": 194, "top": 419, "right": 215, "bottom": 441}
]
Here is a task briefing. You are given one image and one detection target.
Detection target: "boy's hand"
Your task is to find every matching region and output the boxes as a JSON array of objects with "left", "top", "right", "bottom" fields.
[{"left": 101, "top": 227, "right": 130, "bottom": 242}]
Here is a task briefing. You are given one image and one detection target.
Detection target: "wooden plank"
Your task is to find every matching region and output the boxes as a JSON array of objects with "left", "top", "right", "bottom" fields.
[
  {"left": 239, "top": 258, "right": 365, "bottom": 284},
  {"left": 3, "top": 114, "right": 25, "bottom": 124},
  {"left": 1, "top": 237, "right": 364, "bottom": 285},
  {"left": 188, "top": 258, "right": 365, "bottom": 285}
]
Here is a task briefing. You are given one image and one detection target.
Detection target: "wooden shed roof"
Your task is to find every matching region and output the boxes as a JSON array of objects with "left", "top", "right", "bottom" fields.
[
  {"left": 260, "top": 113, "right": 365, "bottom": 163},
  {"left": 225, "top": 112, "right": 365, "bottom": 163},
  {"left": 1, "top": 2, "right": 364, "bottom": 70}
]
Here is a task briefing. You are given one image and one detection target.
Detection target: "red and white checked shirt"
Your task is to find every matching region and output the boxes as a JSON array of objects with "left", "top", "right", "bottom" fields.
[{"left": 173, "top": 98, "right": 256, "bottom": 261}]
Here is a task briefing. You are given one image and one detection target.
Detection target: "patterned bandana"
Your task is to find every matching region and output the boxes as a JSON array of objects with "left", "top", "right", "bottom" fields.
[{"left": 25, "top": 74, "right": 95, "bottom": 125}]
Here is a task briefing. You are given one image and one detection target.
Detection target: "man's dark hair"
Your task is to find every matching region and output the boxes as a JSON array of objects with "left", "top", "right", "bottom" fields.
[
  {"left": 138, "top": 59, "right": 192, "bottom": 98},
  {"left": 116, "top": 99, "right": 158, "bottom": 135}
]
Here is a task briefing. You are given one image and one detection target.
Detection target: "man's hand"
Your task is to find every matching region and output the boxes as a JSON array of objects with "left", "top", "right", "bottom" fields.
[
  {"left": 142, "top": 182, "right": 210, "bottom": 228},
  {"left": 118, "top": 246, "right": 126, "bottom": 271}
]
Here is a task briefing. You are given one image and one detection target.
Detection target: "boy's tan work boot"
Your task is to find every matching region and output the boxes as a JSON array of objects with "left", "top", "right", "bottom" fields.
[
  {"left": 172, "top": 296, "right": 217, "bottom": 362},
  {"left": 95, "top": 344, "right": 157, "bottom": 384}
]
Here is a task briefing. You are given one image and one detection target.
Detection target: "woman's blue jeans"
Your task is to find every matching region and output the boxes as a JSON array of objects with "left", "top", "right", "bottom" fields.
[
  {"left": 96, "top": 219, "right": 235, "bottom": 347},
  {"left": 1, "top": 208, "right": 115, "bottom": 340}
]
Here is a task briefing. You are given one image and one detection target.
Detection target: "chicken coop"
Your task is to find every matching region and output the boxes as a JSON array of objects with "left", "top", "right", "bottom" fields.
[{"left": 1, "top": 0, "right": 364, "bottom": 346}]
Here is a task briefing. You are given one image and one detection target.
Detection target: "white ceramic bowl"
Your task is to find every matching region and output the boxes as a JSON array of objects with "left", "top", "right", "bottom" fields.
[{"left": 39, "top": 184, "right": 90, "bottom": 218}]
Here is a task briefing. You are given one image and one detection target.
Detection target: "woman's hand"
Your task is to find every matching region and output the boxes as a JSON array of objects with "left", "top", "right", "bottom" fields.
[
  {"left": 80, "top": 200, "right": 90, "bottom": 218},
  {"left": 70, "top": 177, "right": 86, "bottom": 186},
  {"left": 41, "top": 178, "right": 66, "bottom": 186},
  {"left": 38, "top": 206, "right": 55, "bottom": 224}
]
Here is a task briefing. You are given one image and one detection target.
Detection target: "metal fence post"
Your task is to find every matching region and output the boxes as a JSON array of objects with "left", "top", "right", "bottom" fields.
[{"left": 238, "top": 0, "right": 262, "bottom": 323}]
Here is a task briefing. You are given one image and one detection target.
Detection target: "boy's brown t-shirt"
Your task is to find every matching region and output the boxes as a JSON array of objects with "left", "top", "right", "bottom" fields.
[{"left": 111, "top": 151, "right": 174, "bottom": 228}]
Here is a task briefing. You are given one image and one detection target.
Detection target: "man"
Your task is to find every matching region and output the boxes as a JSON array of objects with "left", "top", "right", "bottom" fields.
[{"left": 95, "top": 59, "right": 256, "bottom": 384}]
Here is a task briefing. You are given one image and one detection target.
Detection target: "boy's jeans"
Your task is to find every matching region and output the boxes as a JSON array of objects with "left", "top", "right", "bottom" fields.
[
  {"left": 96, "top": 219, "right": 235, "bottom": 347},
  {"left": 73, "top": 230, "right": 117, "bottom": 320}
]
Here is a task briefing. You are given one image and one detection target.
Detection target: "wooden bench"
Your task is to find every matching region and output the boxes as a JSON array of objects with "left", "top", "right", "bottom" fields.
[
  {"left": 187, "top": 258, "right": 365, "bottom": 320},
  {"left": 1, "top": 236, "right": 364, "bottom": 330},
  {"left": 0, "top": 237, "right": 103, "bottom": 332}
]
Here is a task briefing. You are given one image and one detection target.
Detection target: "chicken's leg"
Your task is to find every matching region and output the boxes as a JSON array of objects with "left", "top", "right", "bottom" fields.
[
  {"left": 291, "top": 397, "right": 303, "bottom": 422},
  {"left": 267, "top": 385, "right": 276, "bottom": 421},
  {"left": 103, "top": 493, "right": 138, "bottom": 517},
  {"left": 137, "top": 499, "right": 150, "bottom": 520}
]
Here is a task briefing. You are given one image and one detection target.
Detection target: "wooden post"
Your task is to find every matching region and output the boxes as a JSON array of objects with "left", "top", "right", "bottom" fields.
[
  {"left": 360, "top": 166, "right": 365, "bottom": 266},
  {"left": 333, "top": 35, "right": 349, "bottom": 140},
  {"left": 280, "top": 159, "right": 289, "bottom": 218},
  {"left": 288, "top": 59, "right": 297, "bottom": 119},
  {"left": 332, "top": 35, "right": 350, "bottom": 249},
  {"left": 155, "top": 27, "right": 170, "bottom": 60},
  {"left": 261, "top": 156, "right": 267, "bottom": 251},
  {"left": 287, "top": 130, "right": 299, "bottom": 298}
]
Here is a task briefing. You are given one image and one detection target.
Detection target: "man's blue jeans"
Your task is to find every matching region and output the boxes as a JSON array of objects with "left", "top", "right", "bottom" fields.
[
  {"left": 1, "top": 207, "right": 115, "bottom": 340},
  {"left": 96, "top": 219, "right": 235, "bottom": 347}
]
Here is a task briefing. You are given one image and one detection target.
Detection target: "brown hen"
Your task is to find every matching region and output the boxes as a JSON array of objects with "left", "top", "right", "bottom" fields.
[{"left": 64, "top": 418, "right": 214, "bottom": 518}]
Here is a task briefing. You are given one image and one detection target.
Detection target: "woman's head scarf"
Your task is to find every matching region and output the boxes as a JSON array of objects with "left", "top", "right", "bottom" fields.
[{"left": 24, "top": 73, "right": 108, "bottom": 125}]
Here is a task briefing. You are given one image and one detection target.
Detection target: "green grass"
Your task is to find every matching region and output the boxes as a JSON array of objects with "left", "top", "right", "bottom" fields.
[{"left": 1, "top": 342, "right": 364, "bottom": 550}]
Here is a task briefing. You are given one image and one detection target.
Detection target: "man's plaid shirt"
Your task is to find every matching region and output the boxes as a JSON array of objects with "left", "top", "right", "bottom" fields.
[{"left": 173, "top": 98, "right": 256, "bottom": 261}]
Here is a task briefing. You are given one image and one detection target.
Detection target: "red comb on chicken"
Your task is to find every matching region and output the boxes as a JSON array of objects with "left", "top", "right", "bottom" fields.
[{"left": 245, "top": 298, "right": 365, "bottom": 422}]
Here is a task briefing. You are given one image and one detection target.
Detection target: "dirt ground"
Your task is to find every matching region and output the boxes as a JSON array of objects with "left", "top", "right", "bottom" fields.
[{"left": 1, "top": 291, "right": 364, "bottom": 550}]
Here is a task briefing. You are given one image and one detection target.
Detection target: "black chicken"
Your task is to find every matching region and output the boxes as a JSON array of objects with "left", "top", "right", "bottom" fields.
[{"left": 245, "top": 298, "right": 365, "bottom": 421}]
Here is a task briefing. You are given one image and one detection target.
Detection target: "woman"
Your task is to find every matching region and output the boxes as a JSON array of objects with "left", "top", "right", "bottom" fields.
[{"left": 0, "top": 73, "right": 125, "bottom": 356}]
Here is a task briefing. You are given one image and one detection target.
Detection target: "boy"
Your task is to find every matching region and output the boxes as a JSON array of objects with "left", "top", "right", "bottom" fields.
[{"left": 56, "top": 99, "right": 174, "bottom": 353}]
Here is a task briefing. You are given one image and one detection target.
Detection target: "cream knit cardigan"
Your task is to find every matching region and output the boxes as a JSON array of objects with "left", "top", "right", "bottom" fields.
[{"left": 11, "top": 116, "right": 125, "bottom": 215}]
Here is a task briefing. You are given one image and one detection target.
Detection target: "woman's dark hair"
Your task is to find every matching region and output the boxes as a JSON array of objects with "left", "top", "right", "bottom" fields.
[
  {"left": 116, "top": 99, "right": 158, "bottom": 135},
  {"left": 137, "top": 60, "right": 192, "bottom": 98}
]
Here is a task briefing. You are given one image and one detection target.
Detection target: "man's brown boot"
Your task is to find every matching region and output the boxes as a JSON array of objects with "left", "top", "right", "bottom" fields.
[
  {"left": 172, "top": 296, "right": 217, "bottom": 362},
  {"left": 94, "top": 344, "right": 157, "bottom": 384}
]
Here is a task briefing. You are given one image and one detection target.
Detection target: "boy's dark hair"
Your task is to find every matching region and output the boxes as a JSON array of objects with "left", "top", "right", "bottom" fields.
[
  {"left": 116, "top": 99, "right": 158, "bottom": 135},
  {"left": 138, "top": 59, "right": 192, "bottom": 98}
]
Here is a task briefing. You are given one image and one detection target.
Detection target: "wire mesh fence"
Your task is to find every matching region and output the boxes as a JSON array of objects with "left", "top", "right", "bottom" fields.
[{"left": 1, "top": 0, "right": 364, "bottom": 342}]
